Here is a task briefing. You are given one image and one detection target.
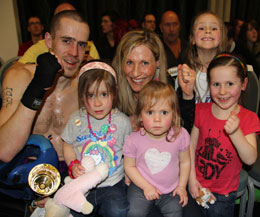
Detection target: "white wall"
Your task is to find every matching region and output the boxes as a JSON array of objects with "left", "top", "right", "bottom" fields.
[{"left": 0, "top": 0, "right": 21, "bottom": 62}]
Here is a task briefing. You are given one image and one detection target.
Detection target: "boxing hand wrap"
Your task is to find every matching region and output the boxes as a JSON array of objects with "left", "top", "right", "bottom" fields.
[{"left": 21, "top": 52, "right": 61, "bottom": 110}]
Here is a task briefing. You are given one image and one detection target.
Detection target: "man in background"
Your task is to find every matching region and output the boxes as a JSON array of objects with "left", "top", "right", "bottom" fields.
[
  {"left": 142, "top": 13, "right": 156, "bottom": 32},
  {"left": 18, "top": 2, "right": 99, "bottom": 65},
  {"left": 159, "top": 10, "right": 188, "bottom": 69},
  {"left": 18, "top": 16, "right": 44, "bottom": 56}
]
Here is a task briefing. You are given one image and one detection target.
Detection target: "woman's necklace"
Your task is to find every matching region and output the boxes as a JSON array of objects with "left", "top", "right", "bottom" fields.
[{"left": 87, "top": 112, "right": 111, "bottom": 141}]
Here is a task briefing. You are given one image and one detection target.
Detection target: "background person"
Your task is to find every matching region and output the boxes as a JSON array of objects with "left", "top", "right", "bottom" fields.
[
  {"left": 141, "top": 14, "right": 156, "bottom": 32},
  {"left": 159, "top": 10, "right": 188, "bottom": 70},
  {"left": 185, "top": 11, "right": 228, "bottom": 104},
  {"left": 224, "top": 22, "right": 236, "bottom": 52},
  {"left": 18, "top": 16, "right": 44, "bottom": 56},
  {"left": 17, "top": 2, "right": 99, "bottom": 65},
  {"left": 235, "top": 20, "right": 260, "bottom": 77},
  {"left": 95, "top": 10, "right": 120, "bottom": 63},
  {"left": 233, "top": 18, "right": 244, "bottom": 41}
]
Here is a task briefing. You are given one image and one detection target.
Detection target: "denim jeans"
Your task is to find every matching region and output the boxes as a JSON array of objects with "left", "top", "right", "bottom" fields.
[
  {"left": 70, "top": 179, "right": 129, "bottom": 217},
  {"left": 200, "top": 191, "right": 237, "bottom": 217},
  {"left": 183, "top": 190, "right": 204, "bottom": 217},
  {"left": 127, "top": 183, "right": 182, "bottom": 217}
]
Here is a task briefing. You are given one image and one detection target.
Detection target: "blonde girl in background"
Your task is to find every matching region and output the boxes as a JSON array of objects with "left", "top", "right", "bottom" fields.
[{"left": 186, "top": 11, "right": 228, "bottom": 103}]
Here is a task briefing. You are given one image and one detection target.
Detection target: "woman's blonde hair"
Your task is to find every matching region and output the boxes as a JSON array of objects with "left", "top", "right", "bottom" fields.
[
  {"left": 187, "top": 11, "right": 228, "bottom": 71},
  {"left": 112, "top": 30, "right": 168, "bottom": 116},
  {"left": 135, "top": 81, "right": 181, "bottom": 141}
]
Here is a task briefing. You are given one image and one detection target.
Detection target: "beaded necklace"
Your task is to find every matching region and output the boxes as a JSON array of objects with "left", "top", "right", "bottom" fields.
[{"left": 87, "top": 112, "right": 111, "bottom": 141}]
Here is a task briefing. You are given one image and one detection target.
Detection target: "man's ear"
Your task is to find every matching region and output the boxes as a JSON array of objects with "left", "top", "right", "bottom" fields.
[
  {"left": 45, "top": 32, "right": 52, "bottom": 49},
  {"left": 241, "top": 77, "right": 248, "bottom": 91}
]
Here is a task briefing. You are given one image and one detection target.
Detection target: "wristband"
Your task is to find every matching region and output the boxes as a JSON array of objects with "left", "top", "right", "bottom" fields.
[
  {"left": 21, "top": 83, "right": 46, "bottom": 110},
  {"left": 68, "top": 159, "right": 80, "bottom": 179},
  {"left": 21, "top": 52, "right": 61, "bottom": 110}
]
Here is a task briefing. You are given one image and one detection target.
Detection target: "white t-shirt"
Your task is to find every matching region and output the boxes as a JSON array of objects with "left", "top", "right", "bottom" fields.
[
  {"left": 195, "top": 70, "right": 211, "bottom": 103},
  {"left": 173, "top": 70, "right": 211, "bottom": 103}
]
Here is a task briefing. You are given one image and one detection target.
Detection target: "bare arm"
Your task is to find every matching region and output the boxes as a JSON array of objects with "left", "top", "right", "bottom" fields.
[
  {"left": 63, "top": 142, "right": 77, "bottom": 166},
  {"left": 230, "top": 132, "right": 257, "bottom": 165},
  {"left": 188, "top": 126, "right": 202, "bottom": 198},
  {"left": 0, "top": 62, "right": 37, "bottom": 162},
  {"left": 0, "top": 53, "right": 61, "bottom": 162},
  {"left": 173, "top": 148, "right": 190, "bottom": 207},
  {"left": 224, "top": 112, "right": 257, "bottom": 165},
  {"left": 63, "top": 142, "right": 84, "bottom": 178},
  {"left": 178, "top": 148, "right": 191, "bottom": 188},
  {"left": 124, "top": 156, "right": 161, "bottom": 200}
]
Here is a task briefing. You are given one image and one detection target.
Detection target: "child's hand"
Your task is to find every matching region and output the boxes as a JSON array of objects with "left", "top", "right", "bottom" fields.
[
  {"left": 124, "top": 174, "right": 131, "bottom": 186},
  {"left": 224, "top": 111, "right": 240, "bottom": 135},
  {"left": 143, "top": 184, "right": 161, "bottom": 201},
  {"left": 173, "top": 186, "right": 188, "bottom": 207},
  {"left": 72, "top": 163, "right": 85, "bottom": 178},
  {"left": 188, "top": 178, "right": 202, "bottom": 199},
  {"left": 178, "top": 64, "right": 196, "bottom": 99}
]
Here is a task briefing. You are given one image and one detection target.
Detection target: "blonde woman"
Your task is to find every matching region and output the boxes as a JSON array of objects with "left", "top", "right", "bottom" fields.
[{"left": 113, "top": 30, "right": 195, "bottom": 132}]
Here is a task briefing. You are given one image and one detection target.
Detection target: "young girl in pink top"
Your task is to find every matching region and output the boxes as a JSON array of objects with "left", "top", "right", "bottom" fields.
[
  {"left": 123, "top": 81, "right": 190, "bottom": 217},
  {"left": 189, "top": 53, "right": 260, "bottom": 217}
]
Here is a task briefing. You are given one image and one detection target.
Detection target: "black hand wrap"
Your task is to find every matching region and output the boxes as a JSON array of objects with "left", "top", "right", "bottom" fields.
[{"left": 21, "top": 52, "right": 61, "bottom": 110}]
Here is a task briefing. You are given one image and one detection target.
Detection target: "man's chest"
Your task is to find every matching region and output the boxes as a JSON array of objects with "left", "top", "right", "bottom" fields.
[{"left": 33, "top": 88, "right": 78, "bottom": 135}]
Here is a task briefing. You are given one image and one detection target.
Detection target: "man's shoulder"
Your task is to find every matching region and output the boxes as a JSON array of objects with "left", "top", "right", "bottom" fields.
[{"left": 4, "top": 62, "right": 34, "bottom": 82}]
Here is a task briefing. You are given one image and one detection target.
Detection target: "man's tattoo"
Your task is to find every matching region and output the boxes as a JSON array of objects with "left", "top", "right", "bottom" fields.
[{"left": 3, "top": 87, "right": 13, "bottom": 107}]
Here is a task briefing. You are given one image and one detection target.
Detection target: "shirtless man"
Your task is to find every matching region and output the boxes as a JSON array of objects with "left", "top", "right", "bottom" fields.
[
  {"left": 17, "top": 2, "right": 99, "bottom": 66},
  {"left": 0, "top": 11, "right": 89, "bottom": 163}
]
